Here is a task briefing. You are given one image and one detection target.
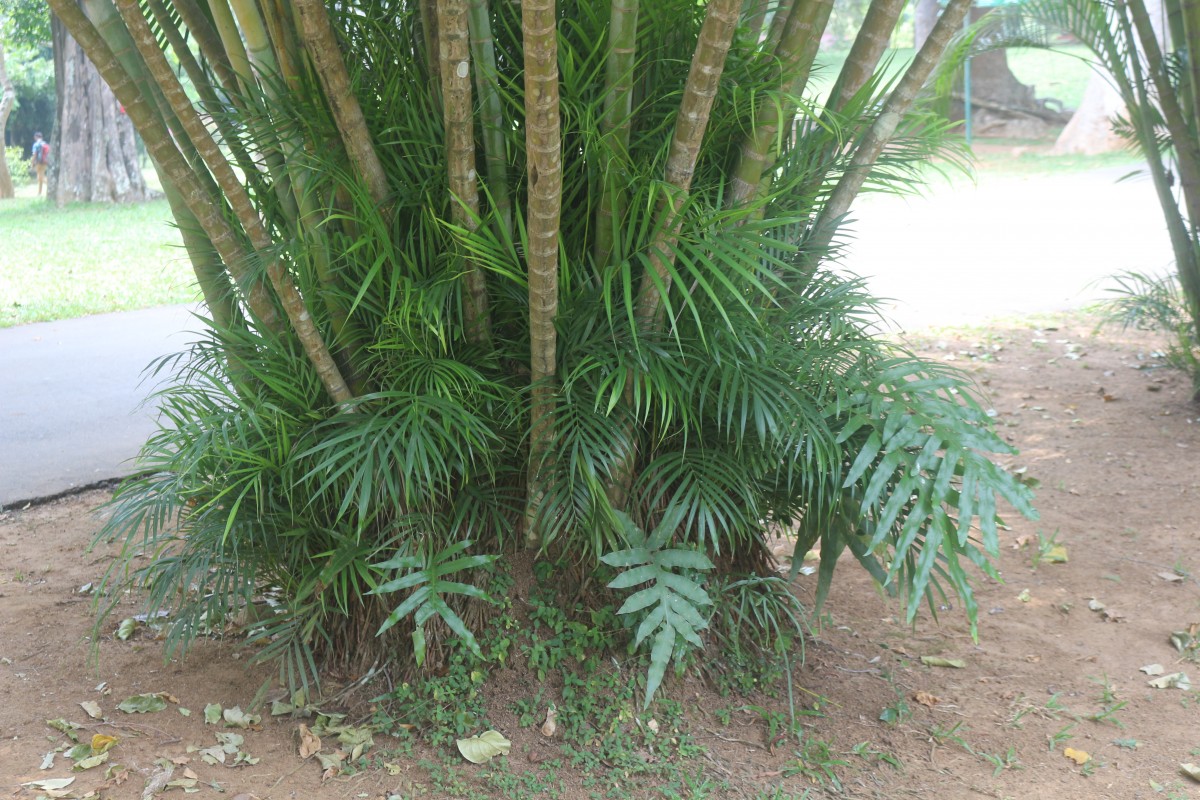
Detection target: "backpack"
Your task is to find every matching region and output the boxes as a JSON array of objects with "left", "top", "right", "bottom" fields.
[{"left": 33, "top": 141, "right": 50, "bottom": 165}]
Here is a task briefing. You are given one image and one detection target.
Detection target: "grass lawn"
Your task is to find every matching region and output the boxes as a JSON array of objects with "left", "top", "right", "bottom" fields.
[{"left": 0, "top": 194, "right": 197, "bottom": 328}]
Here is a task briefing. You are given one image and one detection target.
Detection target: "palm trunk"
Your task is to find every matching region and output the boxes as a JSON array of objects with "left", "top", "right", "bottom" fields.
[
  {"left": 806, "top": 0, "right": 972, "bottom": 257},
  {"left": 1182, "top": 0, "right": 1200, "bottom": 135},
  {"left": 594, "top": 0, "right": 640, "bottom": 269},
  {"left": 825, "top": 0, "right": 907, "bottom": 113},
  {"left": 206, "top": 0, "right": 255, "bottom": 91},
  {"left": 1127, "top": 0, "right": 1200, "bottom": 228},
  {"left": 173, "top": 0, "right": 238, "bottom": 95},
  {"left": 726, "top": 0, "right": 833, "bottom": 211},
  {"left": 522, "top": 0, "right": 563, "bottom": 547},
  {"left": 438, "top": 0, "right": 492, "bottom": 346},
  {"left": 467, "top": 0, "right": 512, "bottom": 236},
  {"left": 1117, "top": 0, "right": 1200, "bottom": 330},
  {"left": 54, "top": 0, "right": 355, "bottom": 407},
  {"left": 294, "top": 0, "right": 391, "bottom": 209},
  {"left": 635, "top": 0, "right": 744, "bottom": 331},
  {"left": 607, "top": 0, "right": 746, "bottom": 511}
]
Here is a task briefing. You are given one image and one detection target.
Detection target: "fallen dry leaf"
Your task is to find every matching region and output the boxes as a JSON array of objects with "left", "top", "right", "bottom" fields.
[
  {"left": 1182, "top": 763, "right": 1200, "bottom": 782},
  {"left": 298, "top": 723, "right": 322, "bottom": 759},
  {"left": 920, "top": 656, "right": 966, "bottom": 669},
  {"left": 79, "top": 701, "right": 103, "bottom": 719},
  {"left": 1140, "top": 664, "right": 1165, "bottom": 676},
  {"left": 914, "top": 691, "right": 940, "bottom": 707},
  {"left": 1158, "top": 572, "right": 1186, "bottom": 583},
  {"left": 1063, "top": 747, "right": 1091, "bottom": 765},
  {"left": 1101, "top": 608, "right": 1127, "bottom": 622},
  {"left": 540, "top": 706, "right": 558, "bottom": 738}
]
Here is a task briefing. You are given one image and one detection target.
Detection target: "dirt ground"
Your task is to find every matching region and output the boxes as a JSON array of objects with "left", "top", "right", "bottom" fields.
[{"left": 3, "top": 313, "right": 1199, "bottom": 800}]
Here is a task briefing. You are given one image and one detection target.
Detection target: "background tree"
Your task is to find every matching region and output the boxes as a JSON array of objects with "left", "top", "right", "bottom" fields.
[
  {"left": 920, "top": 0, "right": 1070, "bottom": 137},
  {"left": 1, "top": 0, "right": 54, "bottom": 196},
  {"left": 52, "top": 0, "right": 1034, "bottom": 700},
  {"left": 49, "top": 3, "right": 145, "bottom": 203},
  {"left": 0, "top": 35, "right": 14, "bottom": 197}
]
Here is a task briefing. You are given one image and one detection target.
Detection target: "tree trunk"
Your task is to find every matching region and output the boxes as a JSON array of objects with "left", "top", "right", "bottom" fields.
[
  {"left": 914, "top": 0, "right": 939, "bottom": 49},
  {"left": 50, "top": 7, "right": 147, "bottom": 205},
  {"left": 959, "top": 8, "right": 1069, "bottom": 138},
  {"left": 0, "top": 39, "right": 15, "bottom": 199}
]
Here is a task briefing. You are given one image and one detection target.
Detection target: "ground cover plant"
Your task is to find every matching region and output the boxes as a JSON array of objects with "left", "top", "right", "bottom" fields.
[{"left": 52, "top": 0, "right": 1037, "bottom": 745}]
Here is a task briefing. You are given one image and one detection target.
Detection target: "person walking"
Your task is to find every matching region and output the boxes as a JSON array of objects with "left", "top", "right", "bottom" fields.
[{"left": 30, "top": 132, "right": 50, "bottom": 197}]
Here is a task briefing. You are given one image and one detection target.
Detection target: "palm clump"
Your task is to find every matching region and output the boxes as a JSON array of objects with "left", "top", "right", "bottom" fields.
[{"left": 56, "top": 0, "right": 1035, "bottom": 700}]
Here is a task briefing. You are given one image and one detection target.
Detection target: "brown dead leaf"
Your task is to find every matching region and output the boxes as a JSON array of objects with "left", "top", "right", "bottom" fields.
[
  {"left": 1101, "top": 608, "right": 1126, "bottom": 622},
  {"left": 298, "top": 723, "right": 322, "bottom": 759},
  {"left": 913, "top": 691, "right": 940, "bottom": 707},
  {"left": 181, "top": 768, "right": 198, "bottom": 781}
]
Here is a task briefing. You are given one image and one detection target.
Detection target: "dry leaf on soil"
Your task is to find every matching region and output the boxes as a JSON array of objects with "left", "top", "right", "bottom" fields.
[
  {"left": 298, "top": 723, "right": 322, "bottom": 759},
  {"left": 1063, "top": 747, "right": 1091, "bottom": 765},
  {"left": 79, "top": 701, "right": 103, "bottom": 719},
  {"left": 1148, "top": 672, "right": 1192, "bottom": 690},
  {"left": 920, "top": 656, "right": 966, "bottom": 669},
  {"left": 540, "top": 705, "right": 557, "bottom": 737},
  {"left": 1181, "top": 763, "right": 1200, "bottom": 782},
  {"left": 914, "top": 691, "right": 940, "bottom": 706}
]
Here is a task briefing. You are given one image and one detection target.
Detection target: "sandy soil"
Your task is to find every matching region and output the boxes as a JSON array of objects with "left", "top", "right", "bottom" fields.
[{"left": 2, "top": 314, "right": 1198, "bottom": 800}]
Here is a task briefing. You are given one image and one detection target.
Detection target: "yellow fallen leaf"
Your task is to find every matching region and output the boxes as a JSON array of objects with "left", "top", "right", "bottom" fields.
[
  {"left": 1064, "top": 747, "right": 1090, "bottom": 765},
  {"left": 90, "top": 734, "right": 118, "bottom": 754},
  {"left": 1043, "top": 545, "right": 1068, "bottom": 563},
  {"left": 913, "top": 691, "right": 940, "bottom": 707},
  {"left": 1181, "top": 763, "right": 1200, "bottom": 782}
]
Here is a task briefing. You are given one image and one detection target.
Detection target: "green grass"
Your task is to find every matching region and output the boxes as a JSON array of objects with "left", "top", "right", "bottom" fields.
[{"left": 0, "top": 196, "right": 197, "bottom": 327}]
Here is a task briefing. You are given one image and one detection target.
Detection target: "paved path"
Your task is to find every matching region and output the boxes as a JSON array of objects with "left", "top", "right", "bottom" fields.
[
  {"left": 0, "top": 305, "right": 198, "bottom": 508},
  {"left": 0, "top": 163, "right": 1175, "bottom": 507},
  {"left": 844, "top": 164, "right": 1173, "bottom": 331}
]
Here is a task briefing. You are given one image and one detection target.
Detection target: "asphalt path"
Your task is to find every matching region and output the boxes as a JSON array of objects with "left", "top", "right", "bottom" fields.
[
  {"left": 0, "top": 304, "right": 198, "bottom": 508},
  {"left": 0, "top": 162, "right": 1174, "bottom": 507}
]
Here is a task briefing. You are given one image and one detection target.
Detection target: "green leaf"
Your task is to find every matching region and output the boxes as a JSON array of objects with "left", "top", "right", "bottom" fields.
[
  {"left": 607, "top": 564, "right": 659, "bottom": 589},
  {"left": 204, "top": 703, "right": 223, "bottom": 725},
  {"left": 117, "top": 693, "right": 167, "bottom": 714},
  {"left": 116, "top": 617, "right": 138, "bottom": 641},
  {"left": 456, "top": 730, "right": 511, "bottom": 763},
  {"left": 73, "top": 751, "right": 110, "bottom": 771},
  {"left": 643, "top": 627, "right": 676, "bottom": 709},
  {"left": 600, "top": 547, "right": 652, "bottom": 568},
  {"left": 654, "top": 548, "right": 714, "bottom": 571}
]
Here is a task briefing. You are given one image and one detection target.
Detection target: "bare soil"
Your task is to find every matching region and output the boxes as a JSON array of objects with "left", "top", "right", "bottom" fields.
[{"left": 3, "top": 314, "right": 1199, "bottom": 800}]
